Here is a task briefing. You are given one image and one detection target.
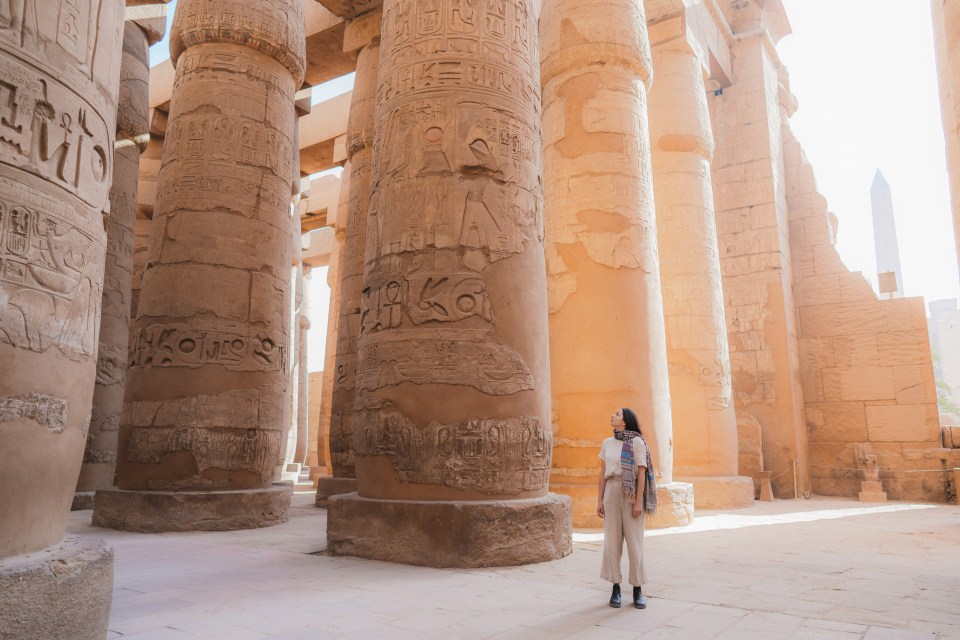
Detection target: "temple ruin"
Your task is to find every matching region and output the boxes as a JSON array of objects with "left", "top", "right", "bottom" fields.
[{"left": 2, "top": 0, "right": 960, "bottom": 637}]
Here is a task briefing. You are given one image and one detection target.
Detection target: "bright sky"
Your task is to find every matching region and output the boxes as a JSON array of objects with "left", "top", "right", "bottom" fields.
[
  {"left": 148, "top": 1, "right": 960, "bottom": 368},
  {"left": 779, "top": 0, "right": 958, "bottom": 305}
]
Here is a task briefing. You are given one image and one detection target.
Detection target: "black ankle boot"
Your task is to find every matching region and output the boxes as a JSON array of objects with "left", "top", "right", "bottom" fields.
[
  {"left": 633, "top": 586, "right": 646, "bottom": 609},
  {"left": 609, "top": 583, "right": 622, "bottom": 608}
]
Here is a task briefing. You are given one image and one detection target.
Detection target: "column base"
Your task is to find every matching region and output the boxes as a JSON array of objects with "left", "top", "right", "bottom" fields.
[
  {"left": 71, "top": 491, "right": 96, "bottom": 511},
  {"left": 676, "top": 476, "right": 755, "bottom": 509},
  {"left": 92, "top": 484, "right": 292, "bottom": 533},
  {"left": 315, "top": 476, "right": 358, "bottom": 508},
  {"left": 645, "top": 482, "right": 695, "bottom": 529},
  {"left": 327, "top": 492, "right": 573, "bottom": 567},
  {"left": 0, "top": 535, "right": 113, "bottom": 640}
]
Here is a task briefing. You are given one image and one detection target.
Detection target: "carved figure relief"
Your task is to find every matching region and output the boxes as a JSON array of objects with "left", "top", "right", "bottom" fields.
[
  {"left": 353, "top": 406, "right": 549, "bottom": 493},
  {"left": 358, "top": 328, "right": 532, "bottom": 395},
  {"left": 0, "top": 178, "right": 103, "bottom": 358}
]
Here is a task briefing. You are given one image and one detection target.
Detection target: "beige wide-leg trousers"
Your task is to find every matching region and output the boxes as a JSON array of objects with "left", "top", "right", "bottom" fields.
[{"left": 600, "top": 480, "right": 648, "bottom": 586}]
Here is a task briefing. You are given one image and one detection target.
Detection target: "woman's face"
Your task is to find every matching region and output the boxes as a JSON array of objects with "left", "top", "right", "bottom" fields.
[{"left": 610, "top": 409, "right": 624, "bottom": 429}]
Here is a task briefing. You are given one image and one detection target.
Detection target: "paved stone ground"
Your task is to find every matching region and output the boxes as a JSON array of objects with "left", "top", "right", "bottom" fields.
[{"left": 67, "top": 494, "right": 960, "bottom": 639}]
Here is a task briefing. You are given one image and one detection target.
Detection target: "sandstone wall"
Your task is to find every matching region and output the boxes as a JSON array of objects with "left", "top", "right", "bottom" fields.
[{"left": 783, "top": 124, "right": 954, "bottom": 502}]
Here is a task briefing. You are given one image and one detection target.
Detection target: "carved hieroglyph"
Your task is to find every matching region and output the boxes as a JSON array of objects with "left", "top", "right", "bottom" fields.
[
  {"left": 649, "top": 44, "right": 739, "bottom": 478},
  {"left": 0, "top": 0, "right": 124, "bottom": 558},
  {"left": 353, "top": 0, "right": 552, "bottom": 499},
  {"left": 78, "top": 21, "right": 152, "bottom": 494},
  {"left": 540, "top": 0, "right": 675, "bottom": 521},
  {"left": 115, "top": 0, "right": 305, "bottom": 492},
  {"left": 329, "top": 33, "right": 379, "bottom": 478}
]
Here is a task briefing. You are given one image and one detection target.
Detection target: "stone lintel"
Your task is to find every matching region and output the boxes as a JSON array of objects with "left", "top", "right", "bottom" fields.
[
  {"left": 126, "top": 3, "right": 170, "bottom": 46},
  {"left": 676, "top": 476, "right": 756, "bottom": 509},
  {"left": 327, "top": 493, "right": 573, "bottom": 568},
  {"left": 315, "top": 0, "right": 382, "bottom": 20},
  {"left": 0, "top": 536, "right": 113, "bottom": 640},
  {"left": 314, "top": 476, "right": 358, "bottom": 508},
  {"left": 93, "top": 485, "right": 292, "bottom": 533}
]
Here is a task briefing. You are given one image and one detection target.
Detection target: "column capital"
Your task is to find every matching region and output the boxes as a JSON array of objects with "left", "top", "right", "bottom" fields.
[
  {"left": 126, "top": 1, "right": 173, "bottom": 46},
  {"left": 171, "top": 0, "right": 307, "bottom": 85},
  {"left": 314, "top": 0, "right": 381, "bottom": 20}
]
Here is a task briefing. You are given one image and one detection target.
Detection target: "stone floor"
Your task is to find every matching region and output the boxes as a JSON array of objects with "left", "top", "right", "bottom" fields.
[{"left": 67, "top": 493, "right": 960, "bottom": 639}]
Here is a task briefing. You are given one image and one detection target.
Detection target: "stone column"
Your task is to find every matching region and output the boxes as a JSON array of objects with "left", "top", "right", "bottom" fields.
[
  {"left": 294, "top": 263, "right": 312, "bottom": 467},
  {"left": 0, "top": 1, "right": 124, "bottom": 637},
  {"left": 93, "top": 0, "right": 306, "bottom": 532},
  {"left": 316, "top": 11, "right": 379, "bottom": 505},
  {"left": 934, "top": 0, "right": 960, "bottom": 282},
  {"left": 316, "top": 180, "right": 347, "bottom": 484},
  {"left": 327, "top": 0, "right": 572, "bottom": 567},
  {"left": 540, "top": 0, "right": 693, "bottom": 528},
  {"left": 649, "top": 42, "right": 754, "bottom": 508},
  {"left": 73, "top": 20, "right": 154, "bottom": 510}
]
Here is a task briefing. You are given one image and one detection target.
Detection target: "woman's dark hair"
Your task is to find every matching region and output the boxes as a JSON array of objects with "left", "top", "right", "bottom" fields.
[{"left": 621, "top": 407, "right": 642, "bottom": 434}]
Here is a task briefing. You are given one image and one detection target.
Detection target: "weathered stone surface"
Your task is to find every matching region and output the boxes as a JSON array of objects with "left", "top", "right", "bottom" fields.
[
  {"left": 644, "top": 482, "right": 694, "bottom": 530},
  {"left": 676, "top": 476, "right": 755, "bottom": 510},
  {"left": 327, "top": 493, "right": 572, "bottom": 567},
  {"left": 92, "top": 485, "right": 291, "bottom": 532},
  {"left": 315, "top": 477, "right": 359, "bottom": 508},
  {"left": 0, "top": 536, "right": 113, "bottom": 640},
  {"left": 0, "top": 0, "right": 125, "bottom": 559}
]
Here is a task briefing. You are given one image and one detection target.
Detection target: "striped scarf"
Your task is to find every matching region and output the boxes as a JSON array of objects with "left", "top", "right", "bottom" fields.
[{"left": 614, "top": 430, "right": 658, "bottom": 515}]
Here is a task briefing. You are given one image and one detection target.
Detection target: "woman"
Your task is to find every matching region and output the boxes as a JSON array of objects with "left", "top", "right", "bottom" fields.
[{"left": 597, "top": 407, "right": 657, "bottom": 609}]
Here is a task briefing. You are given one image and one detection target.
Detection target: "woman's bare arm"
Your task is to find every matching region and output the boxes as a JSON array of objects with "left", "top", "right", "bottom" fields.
[{"left": 597, "top": 460, "right": 607, "bottom": 518}]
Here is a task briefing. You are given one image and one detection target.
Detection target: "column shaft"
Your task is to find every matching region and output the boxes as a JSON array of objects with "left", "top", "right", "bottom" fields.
[
  {"left": 77, "top": 21, "right": 151, "bottom": 499},
  {"left": 649, "top": 44, "right": 753, "bottom": 508},
  {"left": 541, "top": 0, "right": 691, "bottom": 527},
  {"left": 329, "top": 41, "right": 379, "bottom": 479}
]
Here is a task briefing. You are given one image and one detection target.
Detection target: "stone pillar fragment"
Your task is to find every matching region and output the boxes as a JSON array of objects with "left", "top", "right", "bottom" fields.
[
  {"left": 327, "top": 0, "right": 572, "bottom": 567},
  {"left": 317, "top": 14, "right": 379, "bottom": 505},
  {"left": 94, "top": 0, "right": 306, "bottom": 532},
  {"left": 540, "top": 0, "right": 693, "bottom": 528},
  {"left": 0, "top": 0, "right": 125, "bottom": 636},
  {"left": 649, "top": 42, "right": 753, "bottom": 508},
  {"left": 74, "top": 20, "right": 153, "bottom": 510}
]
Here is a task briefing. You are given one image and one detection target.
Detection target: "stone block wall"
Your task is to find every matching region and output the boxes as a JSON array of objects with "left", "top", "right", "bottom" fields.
[{"left": 782, "top": 123, "right": 956, "bottom": 502}]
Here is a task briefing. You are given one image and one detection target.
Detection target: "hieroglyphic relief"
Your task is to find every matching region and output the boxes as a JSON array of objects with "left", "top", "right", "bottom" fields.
[
  {"left": 0, "top": 177, "right": 103, "bottom": 358},
  {"left": 123, "top": 384, "right": 284, "bottom": 487},
  {"left": 129, "top": 324, "right": 287, "bottom": 372},
  {"left": 0, "top": 48, "right": 113, "bottom": 208},
  {"left": 358, "top": 328, "right": 533, "bottom": 395},
  {"left": 125, "top": 426, "right": 282, "bottom": 488},
  {"left": 353, "top": 406, "right": 550, "bottom": 493},
  {"left": 0, "top": 393, "right": 67, "bottom": 432}
]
